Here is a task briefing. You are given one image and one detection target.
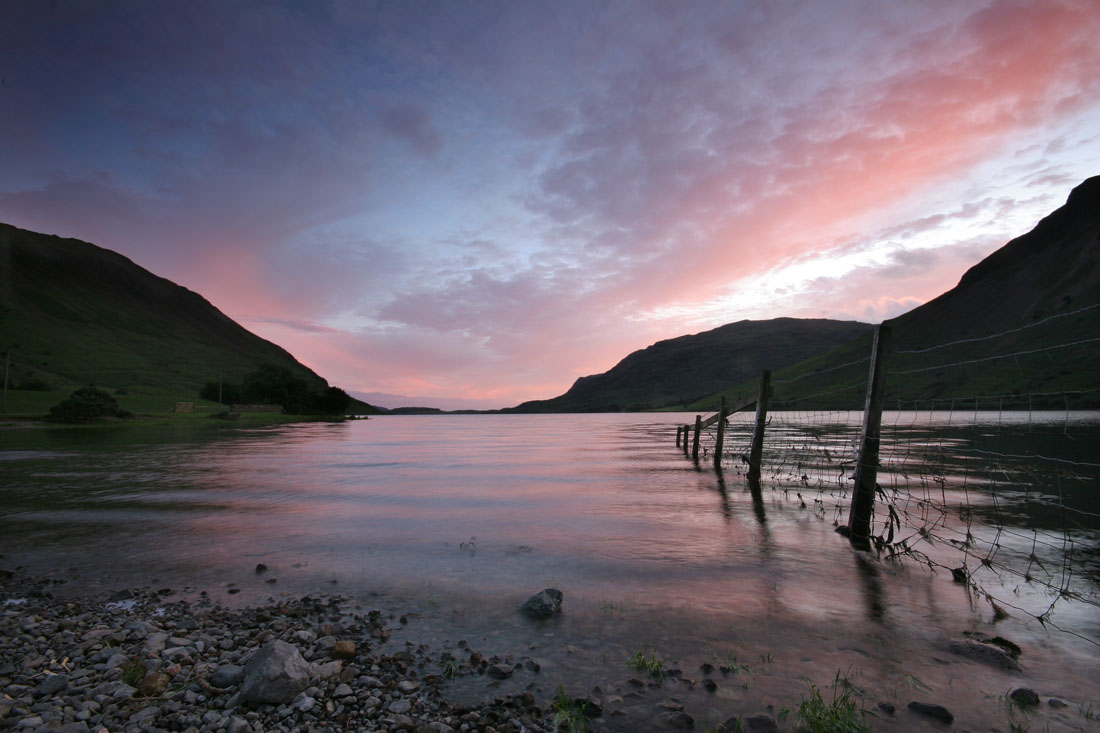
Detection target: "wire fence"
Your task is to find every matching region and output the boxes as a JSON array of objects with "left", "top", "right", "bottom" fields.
[{"left": 686, "top": 304, "right": 1100, "bottom": 644}]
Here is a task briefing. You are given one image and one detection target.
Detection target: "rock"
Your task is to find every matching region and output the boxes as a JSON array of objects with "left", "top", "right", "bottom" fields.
[
  {"left": 104, "top": 652, "right": 128, "bottom": 670},
  {"left": 238, "top": 640, "right": 311, "bottom": 706},
  {"left": 487, "top": 664, "right": 514, "bottom": 679},
  {"left": 397, "top": 679, "right": 421, "bottom": 693},
  {"left": 296, "top": 694, "right": 316, "bottom": 712},
  {"left": 209, "top": 664, "right": 244, "bottom": 689},
  {"left": 1010, "top": 688, "right": 1040, "bottom": 707},
  {"left": 520, "top": 588, "right": 563, "bottom": 618},
  {"left": 1049, "top": 698, "right": 1068, "bottom": 708},
  {"left": 331, "top": 640, "right": 356, "bottom": 659},
  {"left": 877, "top": 701, "right": 896, "bottom": 715},
  {"left": 227, "top": 716, "right": 251, "bottom": 733},
  {"left": 659, "top": 710, "right": 695, "bottom": 728},
  {"left": 255, "top": 563, "right": 268, "bottom": 574},
  {"left": 907, "top": 701, "right": 954, "bottom": 723},
  {"left": 702, "top": 679, "right": 717, "bottom": 692},
  {"left": 947, "top": 639, "right": 1021, "bottom": 670},
  {"left": 311, "top": 660, "right": 342, "bottom": 680},
  {"left": 333, "top": 683, "right": 354, "bottom": 698},
  {"left": 34, "top": 674, "right": 69, "bottom": 697},
  {"left": 137, "top": 672, "right": 171, "bottom": 697},
  {"left": 733, "top": 714, "right": 778, "bottom": 732},
  {"left": 389, "top": 698, "right": 412, "bottom": 714}
]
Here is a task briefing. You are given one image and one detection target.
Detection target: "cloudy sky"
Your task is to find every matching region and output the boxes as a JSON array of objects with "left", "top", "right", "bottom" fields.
[{"left": 1, "top": 1, "right": 1098, "bottom": 409}]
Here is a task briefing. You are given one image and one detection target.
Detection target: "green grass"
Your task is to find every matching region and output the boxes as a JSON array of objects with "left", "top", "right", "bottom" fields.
[
  {"left": 551, "top": 685, "right": 588, "bottom": 733},
  {"left": 627, "top": 645, "right": 666, "bottom": 680},
  {"left": 796, "top": 672, "right": 869, "bottom": 733}
]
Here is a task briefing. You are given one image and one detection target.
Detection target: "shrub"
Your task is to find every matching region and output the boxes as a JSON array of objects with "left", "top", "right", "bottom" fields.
[{"left": 47, "top": 386, "right": 128, "bottom": 423}]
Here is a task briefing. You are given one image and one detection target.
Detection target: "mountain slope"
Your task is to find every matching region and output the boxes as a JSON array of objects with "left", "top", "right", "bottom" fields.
[
  {"left": 511, "top": 318, "right": 873, "bottom": 412},
  {"left": 0, "top": 223, "right": 378, "bottom": 412},
  {"left": 690, "top": 176, "right": 1100, "bottom": 411}
]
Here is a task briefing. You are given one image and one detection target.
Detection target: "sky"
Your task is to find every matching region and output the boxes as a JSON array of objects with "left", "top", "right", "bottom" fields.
[{"left": 1, "top": 1, "right": 1098, "bottom": 410}]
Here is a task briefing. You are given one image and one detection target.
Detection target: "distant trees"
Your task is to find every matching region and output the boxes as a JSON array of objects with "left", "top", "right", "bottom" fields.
[
  {"left": 200, "top": 364, "right": 352, "bottom": 415},
  {"left": 48, "top": 386, "right": 132, "bottom": 423}
]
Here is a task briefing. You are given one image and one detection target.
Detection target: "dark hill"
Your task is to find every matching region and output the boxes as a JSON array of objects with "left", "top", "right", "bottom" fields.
[
  {"left": 689, "top": 175, "right": 1100, "bottom": 411},
  {"left": 511, "top": 318, "right": 873, "bottom": 412},
  {"left": 0, "top": 223, "right": 379, "bottom": 412}
]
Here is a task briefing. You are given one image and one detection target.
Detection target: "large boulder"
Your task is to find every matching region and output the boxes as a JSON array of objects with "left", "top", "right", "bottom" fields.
[
  {"left": 520, "top": 588, "right": 563, "bottom": 618},
  {"left": 239, "top": 640, "right": 310, "bottom": 706}
]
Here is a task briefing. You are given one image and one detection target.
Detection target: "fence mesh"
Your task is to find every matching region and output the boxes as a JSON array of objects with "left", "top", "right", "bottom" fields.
[{"left": 685, "top": 306, "right": 1100, "bottom": 644}]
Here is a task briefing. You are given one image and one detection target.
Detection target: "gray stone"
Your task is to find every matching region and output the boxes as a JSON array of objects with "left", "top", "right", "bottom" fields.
[
  {"left": 487, "top": 664, "right": 513, "bottom": 679},
  {"left": 389, "top": 698, "right": 412, "bottom": 714},
  {"left": 740, "top": 714, "right": 778, "bottom": 732},
  {"left": 333, "top": 683, "right": 354, "bottom": 698},
  {"left": 209, "top": 664, "right": 245, "bottom": 689},
  {"left": 227, "top": 716, "right": 251, "bottom": 733},
  {"left": 397, "top": 679, "right": 421, "bottom": 693},
  {"left": 1010, "top": 688, "right": 1040, "bottom": 707},
  {"left": 908, "top": 701, "right": 954, "bottom": 723},
  {"left": 659, "top": 710, "right": 695, "bottom": 728},
  {"left": 34, "top": 674, "right": 69, "bottom": 697},
  {"left": 238, "top": 640, "right": 311, "bottom": 706},
  {"left": 520, "top": 588, "right": 563, "bottom": 618},
  {"left": 947, "top": 638, "right": 1020, "bottom": 670},
  {"left": 104, "top": 652, "right": 128, "bottom": 670}
]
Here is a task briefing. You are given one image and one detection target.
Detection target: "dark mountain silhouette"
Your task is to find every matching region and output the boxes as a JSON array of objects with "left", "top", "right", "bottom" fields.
[
  {"left": 688, "top": 175, "right": 1100, "bottom": 410},
  {"left": 0, "top": 222, "right": 379, "bottom": 412},
  {"left": 510, "top": 318, "right": 873, "bottom": 412}
]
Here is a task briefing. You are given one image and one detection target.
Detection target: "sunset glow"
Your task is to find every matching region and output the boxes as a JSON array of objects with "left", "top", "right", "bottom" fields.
[{"left": 1, "top": 1, "right": 1098, "bottom": 408}]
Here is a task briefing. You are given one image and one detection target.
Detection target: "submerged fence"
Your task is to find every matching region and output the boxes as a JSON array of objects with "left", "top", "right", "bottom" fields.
[{"left": 678, "top": 304, "right": 1100, "bottom": 643}]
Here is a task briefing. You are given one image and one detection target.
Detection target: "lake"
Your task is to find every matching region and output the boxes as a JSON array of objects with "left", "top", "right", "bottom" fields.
[{"left": 1, "top": 412, "right": 1097, "bottom": 730}]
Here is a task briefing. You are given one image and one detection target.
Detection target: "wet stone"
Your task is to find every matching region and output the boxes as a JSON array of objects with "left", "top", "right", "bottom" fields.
[
  {"left": 908, "top": 701, "right": 954, "bottom": 723},
  {"left": 1010, "top": 688, "right": 1040, "bottom": 707}
]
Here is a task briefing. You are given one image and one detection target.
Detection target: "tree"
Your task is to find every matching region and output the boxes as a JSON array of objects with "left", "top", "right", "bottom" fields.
[{"left": 48, "top": 386, "right": 130, "bottom": 423}]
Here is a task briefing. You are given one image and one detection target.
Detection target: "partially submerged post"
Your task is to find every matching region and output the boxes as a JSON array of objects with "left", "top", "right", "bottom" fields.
[
  {"left": 683, "top": 424, "right": 690, "bottom": 455},
  {"left": 747, "top": 370, "right": 771, "bottom": 483},
  {"left": 713, "top": 395, "right": 728, "bottom": 470},
  {"left": 691, "top": 414, "right": 702, "bottom": 460},
  {"left": 676, "top": 426, "right": 681, "bottom": 448},
  {"left": 847, "top": 324, "right": 892, "bottom": 545}
]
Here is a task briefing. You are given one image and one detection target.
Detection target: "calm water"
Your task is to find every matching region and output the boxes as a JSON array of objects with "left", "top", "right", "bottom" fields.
[{"left": 2, "top": 413, "right": 1098, "bottom": 729}]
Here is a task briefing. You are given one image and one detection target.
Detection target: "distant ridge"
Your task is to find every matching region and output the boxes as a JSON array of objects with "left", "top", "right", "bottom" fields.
[
  {"left": 0, "top": 222, "right": 380, "bottom": 412},
  {"left": 509, "top": 318, "right": 873, "bottom": 412}
]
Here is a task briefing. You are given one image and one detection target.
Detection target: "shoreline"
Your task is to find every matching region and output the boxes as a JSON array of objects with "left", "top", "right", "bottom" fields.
[
  {"left": 1, "top": 568, "right": 553, "bottom": 733},
  {"left": 3, "top": 567, "right": 1095, "bottom": 733}
]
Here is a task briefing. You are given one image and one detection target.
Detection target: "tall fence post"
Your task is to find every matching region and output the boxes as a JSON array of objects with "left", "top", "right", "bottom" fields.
[
  {"left": 691, "top": 415, "right": 702, "bottom": 460},
  {"left": 747, "top": 370, "right": 771, "bottom": 483},
  {"left": 683, "top": 424, "right": 690, "bottom": 455},
  {"left": 713, "top": 395, "right": 728, "bottom": 470},
  {"left": 847, "top": 324, "right": 892, "bottom": 544},
  {"left": 676, "top": 426, "right": 682, "bottom": 448}
]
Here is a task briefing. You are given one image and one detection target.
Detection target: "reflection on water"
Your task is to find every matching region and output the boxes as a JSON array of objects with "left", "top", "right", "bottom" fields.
[{"left": 1, "top": 413, "right": 1098, "bottom": 728}]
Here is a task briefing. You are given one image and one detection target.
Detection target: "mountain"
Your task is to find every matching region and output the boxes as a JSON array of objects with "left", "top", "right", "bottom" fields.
[
  {"left": 689, "top": 175, "right": 1100, "bottom": 411},
  {"left": 510, "top": 318, "right": 874, "bottom": 412},
  {"left": 0, "top": 223, "right": 381, "bottom": 413}
]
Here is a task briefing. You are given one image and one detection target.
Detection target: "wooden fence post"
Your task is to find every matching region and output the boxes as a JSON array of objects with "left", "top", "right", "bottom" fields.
[
  {"left": 847, "top": 324, "right": 892, "bottom": 544},
  {"left": 683, "top": 424, "right": 690, "bottom": 455},
  {"left": 713, "top": 396, "right": 728, "bottom": 470},
  {"left": 676, "top": 426, "right": 682, "bottom": 448},
  {"left": 747, "top": 370, "right": 771, "bottom": 483},
  {"left": 691, "top": 414, "right": 702, "bottom": 460}
]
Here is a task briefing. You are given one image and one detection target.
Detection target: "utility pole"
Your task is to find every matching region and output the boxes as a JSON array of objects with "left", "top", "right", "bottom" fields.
[{"left": 2, "top": 350, "right": 9, "bottom": 413}]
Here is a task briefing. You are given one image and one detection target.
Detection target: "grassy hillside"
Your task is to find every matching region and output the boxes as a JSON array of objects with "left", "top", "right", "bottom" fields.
[
  {"left": 0, "top": 223, "right": 380, "bottom": 416},
  {"left": 511, "top": 318, "right": 873, "bottom": 412},
  {"left": 688, "top": 176, "right": 1100, "bottom": 412}
]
